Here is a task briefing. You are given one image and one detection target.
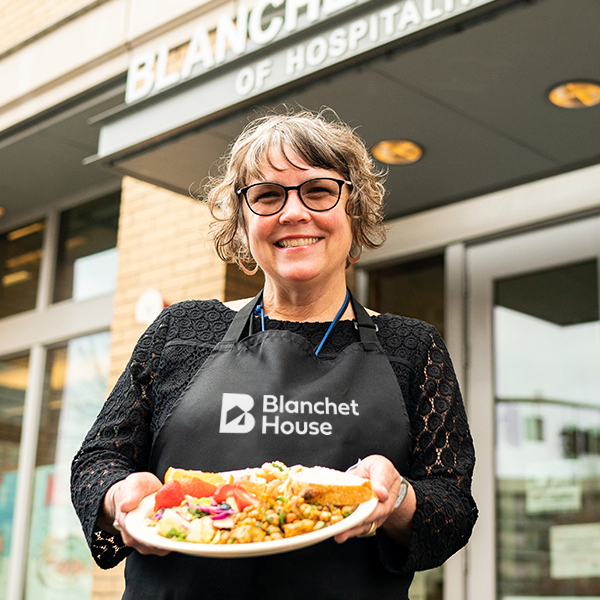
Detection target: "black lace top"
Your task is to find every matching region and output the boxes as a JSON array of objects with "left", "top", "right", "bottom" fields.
[{"left": 71, "top": 299, "right": 477, "bottom": 574}]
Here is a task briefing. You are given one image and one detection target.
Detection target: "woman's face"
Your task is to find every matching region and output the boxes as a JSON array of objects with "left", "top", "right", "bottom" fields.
[{"left": 241, "top": 147, "right": 353, "bottom": 292}]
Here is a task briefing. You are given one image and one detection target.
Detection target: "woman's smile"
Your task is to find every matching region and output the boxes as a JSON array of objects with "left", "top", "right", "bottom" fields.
[{"left": 274, "top": 237, "right": 322, "bottom": 248}]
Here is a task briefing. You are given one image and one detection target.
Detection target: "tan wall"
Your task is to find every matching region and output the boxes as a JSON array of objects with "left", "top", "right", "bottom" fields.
[
  {"left": 95, "top": 176, "right": 226, "bottom": 598},
  {"left": 0, "top": 0, "right": 95, "bottom": 55},
  {"left": 107, "top": 176, "right": 226, "bottom": 389}
]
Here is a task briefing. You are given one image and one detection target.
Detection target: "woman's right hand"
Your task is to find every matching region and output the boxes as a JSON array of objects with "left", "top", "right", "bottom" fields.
[{"left": 103, "top": 472, "right": 170, "bottom": 556}]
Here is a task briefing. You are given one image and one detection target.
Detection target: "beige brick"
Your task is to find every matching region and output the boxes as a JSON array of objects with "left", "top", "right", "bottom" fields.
[{"left": 0, "top": 0, "right": 92, "bottom": 55}]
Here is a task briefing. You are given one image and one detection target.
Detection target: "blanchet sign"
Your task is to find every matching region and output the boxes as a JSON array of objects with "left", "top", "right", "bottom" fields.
[{"left": 125, "top": 0, "right": 494, "bottom": 104}]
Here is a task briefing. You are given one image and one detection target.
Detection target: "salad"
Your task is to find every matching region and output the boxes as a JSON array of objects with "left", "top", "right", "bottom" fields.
[{"left": 146, "top": 462, "right": 360, "bottom": 545}]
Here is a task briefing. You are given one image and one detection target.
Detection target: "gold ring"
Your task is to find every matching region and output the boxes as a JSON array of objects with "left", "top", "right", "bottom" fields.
[{"left": 358, "top": 521, "right": 377, "bottom": 538}]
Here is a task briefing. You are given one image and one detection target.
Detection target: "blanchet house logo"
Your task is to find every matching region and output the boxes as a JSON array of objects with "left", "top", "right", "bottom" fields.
[{"left": 219, "top": 393, "right": 360, "bottom": 435}]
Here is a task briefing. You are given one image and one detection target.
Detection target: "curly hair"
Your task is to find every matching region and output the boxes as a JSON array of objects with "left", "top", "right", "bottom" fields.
[{"left": 204, "top": 108, "right": 387, "bottom": 271}]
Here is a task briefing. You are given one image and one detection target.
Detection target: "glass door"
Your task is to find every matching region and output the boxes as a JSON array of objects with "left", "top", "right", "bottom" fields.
[{"left": 466, "top": 216, "right": 600, "bottom": 600}]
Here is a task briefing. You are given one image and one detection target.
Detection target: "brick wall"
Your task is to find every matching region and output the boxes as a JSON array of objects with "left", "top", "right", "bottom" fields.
[
  {"left": 107, "top": 176, "right": 226, "bottom": 390},
  {"left": 0, "top": 0, "right": 95, "bottom": 55}
]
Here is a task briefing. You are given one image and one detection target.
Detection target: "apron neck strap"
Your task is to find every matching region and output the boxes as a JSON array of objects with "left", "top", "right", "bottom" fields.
[
  {"left": 349, "top": 293, "right": 380, "bottom": 348},
  {"left": 222, "top": 290, "right": 263, "bottom": 344},
  {"left": 222, "top": 289, "right": 381, "bottom": 349}
]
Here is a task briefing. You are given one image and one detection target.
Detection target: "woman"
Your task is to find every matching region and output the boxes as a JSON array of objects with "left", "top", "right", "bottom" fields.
[{"left": 71, "top": 109, "right": 477, "bottom": 599}]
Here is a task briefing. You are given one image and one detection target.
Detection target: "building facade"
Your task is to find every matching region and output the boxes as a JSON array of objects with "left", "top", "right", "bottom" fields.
[{"left": 0, "top": 0, "right": 599, "bottom": 599}]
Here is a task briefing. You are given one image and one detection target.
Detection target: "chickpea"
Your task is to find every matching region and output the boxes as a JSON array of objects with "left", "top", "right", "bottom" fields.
[
  {"left": 285, "top": 513, "right": 297, "bottom": 523},
  {"left": 266, "top": 525, "right": 282, "bottom": 536},
  {"left": 320, "top": 510, "right": 331, "bottom": 522},
  {"left": 265, "top": 510, "right": 278, "bottom": 524},
  {"left": 330, "top": 514, "right": 343, "bottom": 525}
]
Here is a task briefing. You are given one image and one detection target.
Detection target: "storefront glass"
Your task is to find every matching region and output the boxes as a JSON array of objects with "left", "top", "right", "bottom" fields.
[
  {"left": 368, "top": 254, "right": 445, "bottom": 336},
  {"left": 53, "top": 192, "right": 120, "bottom": 303},
  {"left": 0, "top": 354, "right": 28, "bottom": 598},
  {"left": 494, "top": 259, "right": 600, "bottom": 598},
  {"left": 0, "top": 221, "right": 45, "bottom": 319},
  {"left": 24, "top": 331, "right": 111, "bottom": 600}
]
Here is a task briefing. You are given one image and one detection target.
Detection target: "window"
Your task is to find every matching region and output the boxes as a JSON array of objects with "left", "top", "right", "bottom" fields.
[
  {"left": 0, "top": 189, "right": 120, "bottom": 600},
  {"left": 53, "top": 192, "right": 120, "bottom": 303},
  {"left": 368, "top": 254, "right": 445, "bottom": 335},
  {"left": 0, "top": 222, "right": 45, "bottom": 319},
  {"left": 25, "top": 332, "right": 111, "bottom": 600},
  {"left": 0, "top": 354, "right": 29, "bottom": 598}
]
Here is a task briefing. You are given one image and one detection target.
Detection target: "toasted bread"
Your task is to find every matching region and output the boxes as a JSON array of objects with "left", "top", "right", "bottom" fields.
[{"left": 288, "top": 466, "right": 374, "bottom": 505}]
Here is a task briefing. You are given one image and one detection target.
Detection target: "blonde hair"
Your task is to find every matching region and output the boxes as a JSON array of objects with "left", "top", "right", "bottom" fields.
[{"left": 204, "top": 108, "right": 387, "bottom": 271}]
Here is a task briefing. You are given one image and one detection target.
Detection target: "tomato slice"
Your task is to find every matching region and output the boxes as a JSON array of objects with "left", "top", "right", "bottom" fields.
[
  {"left": 233, "top": 486, "right": 260, "bottom": 510},
  {"left": 179, "top": 477, "right": 217, "bottom": 499},
  {"left": 154, "top": 480, "right": 185, "bottom": 511},
  {"left": 213, "top": 484, "right": 237, "bottom": 504},
  {"left": 212, "top": 484, "right": 259, "bottom": 510}
]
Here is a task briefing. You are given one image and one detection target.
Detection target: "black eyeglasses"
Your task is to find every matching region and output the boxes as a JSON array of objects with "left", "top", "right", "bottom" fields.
[{"left": 237, "top": 177, "right": 352, "bottom": 216}]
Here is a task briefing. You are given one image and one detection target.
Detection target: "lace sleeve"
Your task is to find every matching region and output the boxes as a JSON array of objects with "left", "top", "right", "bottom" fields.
[
  {"left": 70, "top": 309, "right": 170, "bottom": 569},
  {"left": 378, "top": 319, "right": 478, "bottom": 574}
]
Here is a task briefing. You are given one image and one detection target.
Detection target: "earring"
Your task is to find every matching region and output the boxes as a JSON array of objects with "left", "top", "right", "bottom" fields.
[
  {"left": 240, "top": 262, "right": 259, "bottom": 276},
  {"left": 348, "top": 245, "right": 363, "bottom": 264}
]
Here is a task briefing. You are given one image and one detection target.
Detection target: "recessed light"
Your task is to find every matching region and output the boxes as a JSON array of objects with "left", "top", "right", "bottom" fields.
[
  {"left": 0, "top": 207, "right": 5, "bottom": 217},
  {"left": 371, "top": 140, "right": 423, "bottom": 165},
  {"left": 549, "top": 81, "right": 600, "bottom": 109}
]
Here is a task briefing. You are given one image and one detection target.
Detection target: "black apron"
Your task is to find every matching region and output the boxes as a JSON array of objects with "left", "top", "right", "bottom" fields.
[{"left": 124, "top": 293, "right": 414, "bottom": 600}]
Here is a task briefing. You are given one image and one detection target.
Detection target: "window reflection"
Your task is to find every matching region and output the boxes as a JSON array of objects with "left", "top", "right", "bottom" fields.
[
  {"left": 0, "top": 221, "right": 45, "bottom": 319},
  {"left": 53, "top": 192, "right": 120, "bottom": 303},
  {"left": 494, "top": 259, "right": 600, "bottom": 598},
  {"left": 0, "top": 354, "right": 28, "bottom": 597},
  {"left": 24, "top": 332, "right": 111, "bottom": 600}
]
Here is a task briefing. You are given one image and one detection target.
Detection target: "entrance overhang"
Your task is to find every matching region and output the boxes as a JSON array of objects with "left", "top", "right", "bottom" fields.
[{"left": 87, "top": 0, "right": 600, "bottom": 221}]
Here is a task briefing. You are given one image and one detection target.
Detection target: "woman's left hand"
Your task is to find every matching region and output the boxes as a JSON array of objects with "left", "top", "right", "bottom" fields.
[{"left": 334, "top": 455, "right": 416, "bottom": 545}]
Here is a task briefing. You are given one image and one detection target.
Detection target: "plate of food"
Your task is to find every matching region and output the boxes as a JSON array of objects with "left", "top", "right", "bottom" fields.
[{"left": 125, "top": 461, "right": 378, "bottom": 558}]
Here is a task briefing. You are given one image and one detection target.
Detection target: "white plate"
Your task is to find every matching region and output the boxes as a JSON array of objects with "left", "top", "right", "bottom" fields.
[{"left": 125, "top": 494, "right": 378, "bottom": 558}]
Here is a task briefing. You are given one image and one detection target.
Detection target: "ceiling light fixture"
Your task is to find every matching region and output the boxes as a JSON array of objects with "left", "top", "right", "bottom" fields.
[
  {"left": 548, "top": 81, "right": 600, "bottom": 109},
  {"left": 0, "top": 207, "right": 5, "bottom": 217},
  {"left": 371, "top": 140, "right": 423, "bottom": 165}
]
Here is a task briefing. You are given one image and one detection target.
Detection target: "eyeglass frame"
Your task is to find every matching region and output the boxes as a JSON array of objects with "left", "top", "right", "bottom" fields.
[{"left": 237, "top": 177, "right": 352, "bottom": 216}]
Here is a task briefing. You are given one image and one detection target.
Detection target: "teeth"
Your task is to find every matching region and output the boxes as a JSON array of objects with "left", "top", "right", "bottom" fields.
[{"left": 277, "top": 237, "right": 319, "bottom": 248}]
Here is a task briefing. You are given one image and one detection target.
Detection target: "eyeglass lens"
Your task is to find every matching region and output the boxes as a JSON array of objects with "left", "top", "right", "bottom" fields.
[{"left": 245, "top": 178, "right": 343, "bottom": 215}]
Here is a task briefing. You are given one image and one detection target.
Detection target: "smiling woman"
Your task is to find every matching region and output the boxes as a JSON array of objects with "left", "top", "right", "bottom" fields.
[
  {"left": 71, "top": 108, "right": 477, "bottom": 600},
  {"left": 206, "top": 110, "right": 386, "bottom": 319}
]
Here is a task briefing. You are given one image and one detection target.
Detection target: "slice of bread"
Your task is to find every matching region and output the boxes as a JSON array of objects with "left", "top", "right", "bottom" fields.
[{"left": 288, "top": 466, "right": 374, "bottom": 505}]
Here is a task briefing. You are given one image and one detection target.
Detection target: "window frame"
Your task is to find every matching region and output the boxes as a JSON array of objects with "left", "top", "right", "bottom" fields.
[{"left": 0, "top": 187, "right": 119, "bottom": 600}]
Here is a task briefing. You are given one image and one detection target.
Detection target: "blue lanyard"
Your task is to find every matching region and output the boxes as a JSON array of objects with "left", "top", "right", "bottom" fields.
[{"left": 253, "top": 288, "right": 351, "bottom": 356}]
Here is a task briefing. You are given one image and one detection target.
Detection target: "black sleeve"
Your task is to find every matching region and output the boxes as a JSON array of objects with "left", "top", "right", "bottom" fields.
[
  {"left": 70, "top": 308, "right": 171, "bottom": 569},
  {"left": 377, "top": 318, "right": 478, "bottom": 574}
]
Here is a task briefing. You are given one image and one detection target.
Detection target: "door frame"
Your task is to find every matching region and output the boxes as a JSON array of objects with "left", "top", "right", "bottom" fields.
[{"left": 465, "top": 215, "right": 600, "bottom": 599}]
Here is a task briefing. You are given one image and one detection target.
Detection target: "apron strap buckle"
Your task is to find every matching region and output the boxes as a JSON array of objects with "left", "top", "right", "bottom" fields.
[{"left": 354, "top": 321, "right": 379, "bottom": 332}]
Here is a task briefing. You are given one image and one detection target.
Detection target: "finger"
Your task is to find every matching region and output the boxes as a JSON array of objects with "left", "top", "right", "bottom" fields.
[
  {"left": 353, "top": 459, "right": 394, "bottom": 503},
  {"left": 118, "top": 523, "right": 171, "bottom": 556},
  {"left": 334, "top": 519, "right": 377, "bottom": 544}
]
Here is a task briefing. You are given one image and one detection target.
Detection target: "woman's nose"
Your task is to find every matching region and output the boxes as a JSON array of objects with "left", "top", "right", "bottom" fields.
[{"left": 278, "top": 190, "right": 310, "bottom": 223}]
